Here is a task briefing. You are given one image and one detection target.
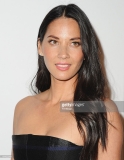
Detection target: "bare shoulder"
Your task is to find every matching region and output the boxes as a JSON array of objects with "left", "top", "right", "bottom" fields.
[
  {"left": 104, "top": 98, "right": 119, "bottom": 112},
  {"left": 12, "top": 95, "right": 41, "bottom": 134},
  {"left": 13, "top": 93, "right": 45, "bottom": 113},
  {"left": 14, "top": 96, "right": 37, "bottom": 114},
  {"left": 103, "top": 98, "right": 123, "bottom": 129},
  {"left": 97, "top": 98, "right": 124, "bottom": 160}
]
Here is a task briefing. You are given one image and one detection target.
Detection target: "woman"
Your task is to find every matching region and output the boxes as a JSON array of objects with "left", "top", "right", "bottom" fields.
[{"left": 11, "top": 4, "right": 123, "bottom": 160}]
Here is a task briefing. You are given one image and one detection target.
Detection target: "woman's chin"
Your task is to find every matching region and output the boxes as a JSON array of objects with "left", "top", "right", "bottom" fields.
[{"left": 51, "top": 74, "right": 77, "bottom": 81}]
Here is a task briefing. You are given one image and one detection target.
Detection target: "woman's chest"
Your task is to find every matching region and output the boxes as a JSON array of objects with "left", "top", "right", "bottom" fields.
[{"left": 15, "top": 103, "right": 84, "bottom": 146}]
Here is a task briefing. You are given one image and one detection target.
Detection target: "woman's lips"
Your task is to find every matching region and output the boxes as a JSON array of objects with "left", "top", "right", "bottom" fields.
[{"left": 55, "top": 64, "right": 71, "bottom": 71}]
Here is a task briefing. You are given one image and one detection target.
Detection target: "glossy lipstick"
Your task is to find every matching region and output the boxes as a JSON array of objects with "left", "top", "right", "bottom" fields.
[{"left": 55, "top": 63, "right": 71, "bottom": 71}]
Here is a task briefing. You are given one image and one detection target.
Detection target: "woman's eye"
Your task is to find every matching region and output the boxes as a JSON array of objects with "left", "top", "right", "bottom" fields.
[
  {"left": 48, "top": 40, "right": 58, "bottom": 45},
  {"left": 71, "top": 42, "right": 81, "bottom": 47}
]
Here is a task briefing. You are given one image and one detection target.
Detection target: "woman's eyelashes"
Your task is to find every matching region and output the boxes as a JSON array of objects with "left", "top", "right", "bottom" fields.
[
  {"left": 48, "top": 39, "right": 58, "bottom": 45},
  {"left": 48, "top": 39, "right": 81, "bottom": 47},
  {"left": 71, "top": 41, "right": 81, "bottom": 47}
]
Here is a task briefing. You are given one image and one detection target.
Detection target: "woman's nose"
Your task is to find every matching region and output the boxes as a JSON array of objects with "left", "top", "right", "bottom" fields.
[{"left": 57, "top": 45, "right": 70, "bottom": 59}]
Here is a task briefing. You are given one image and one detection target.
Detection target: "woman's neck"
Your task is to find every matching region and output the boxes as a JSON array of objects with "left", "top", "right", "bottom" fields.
[{"left": 47, "top": 75, "right": 77, "bottom": 104}]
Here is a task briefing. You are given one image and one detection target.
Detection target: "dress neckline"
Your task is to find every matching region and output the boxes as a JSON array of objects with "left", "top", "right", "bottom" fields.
[{"left": 12, "top": 134, "right": 84, "bottom": 147}]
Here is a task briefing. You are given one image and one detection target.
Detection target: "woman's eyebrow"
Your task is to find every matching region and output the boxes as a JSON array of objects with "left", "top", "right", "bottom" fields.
[
  {"left": 47, "top": 35, "right": 81, "bottom": 40},
  {"left": 47, "top": 35, "right": 59, "bottom": 39},
  {"left": 70, "top": 37, "right": 81, "bottom": 40}
]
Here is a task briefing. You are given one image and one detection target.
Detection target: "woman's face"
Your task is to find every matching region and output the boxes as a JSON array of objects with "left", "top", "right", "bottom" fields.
[{"left": 38, "top": 17, "right": 84, "bottom": 81}]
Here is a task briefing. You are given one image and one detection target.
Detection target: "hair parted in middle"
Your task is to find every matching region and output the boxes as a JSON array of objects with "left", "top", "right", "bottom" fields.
[{"left": 31, "top": 4, "right": 115, "bottom": 160}]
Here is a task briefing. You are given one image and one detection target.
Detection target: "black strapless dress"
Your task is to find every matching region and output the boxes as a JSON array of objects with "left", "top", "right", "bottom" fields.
[{"left": 12, "top": 134, "right": 83, "bottom": 160}]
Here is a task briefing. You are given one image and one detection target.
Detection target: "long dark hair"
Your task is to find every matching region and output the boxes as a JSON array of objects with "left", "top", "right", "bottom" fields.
[{"left": 31, "top": 4, "right": 115, "bottom": 160}]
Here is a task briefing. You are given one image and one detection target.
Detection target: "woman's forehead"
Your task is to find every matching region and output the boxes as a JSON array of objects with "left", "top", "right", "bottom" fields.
[{"left": 44, "top": 17, "right": 80, "bottom": 39}]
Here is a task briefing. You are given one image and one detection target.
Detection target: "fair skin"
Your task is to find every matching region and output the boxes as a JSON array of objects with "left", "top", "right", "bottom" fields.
[{"left": 11, "top": 17, "right": 123, "bottom": 160}]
